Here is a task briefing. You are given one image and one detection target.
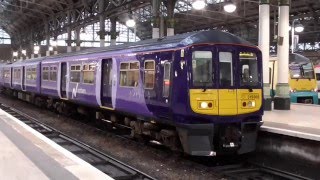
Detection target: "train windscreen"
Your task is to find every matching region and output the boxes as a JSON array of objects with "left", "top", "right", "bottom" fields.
[
  {"left": 192, "top": 51, "right": 213, "bottom": 87},
  {"left": 239, "top": 52, "right": 259, "bottom": 87},
  {"left": 316, "top": 73, "right": 320, "bottom": 81},
  {"left": 289, "top": 63, "right": 315, "bottom": 79}
]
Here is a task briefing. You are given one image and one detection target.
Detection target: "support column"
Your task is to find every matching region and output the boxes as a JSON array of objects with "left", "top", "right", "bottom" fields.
[
  {"left": 29, "top": 32, "right": 34, "bottom": 59},
  {"left": 108, "top": 17, "right": 118, "bottom": 46},
  {"left": 45, "top": 21, "right": 50, "bottom": 57},
  {"left": 258, "top": 0, "right": 271, "bottom": 111},
  {"left": 53, "top": 36, "right": 58, "bottom": 55},
  {"left": 37, "top": 40, "right": 42, "bottom": 58},
  {"left": 19, "top": 45, "right": 23, "bottom": 60},
  {"left": 66, "top": 11, "right": 72, "bottom": 53},
  {"left": 166, "top": 0, "right": 176, "bottom": 36},
  {"left": 152, "top": 0, "right": 160, "bottom": 39},
  {"left": 75, "top": 27, "right": 81, "bottom": 51},
  {"left": 159, "top": 16, "right": 164, "bottom": 38},
  {"left": 274, "top": 0, "right": 290, "bottom": 110},
  {"left": 97, "top": 0, "right": 107, "bottom": 47}
]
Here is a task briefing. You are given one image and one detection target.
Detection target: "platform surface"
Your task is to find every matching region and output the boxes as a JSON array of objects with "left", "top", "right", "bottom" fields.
[
  {"left": 0, "top": 109, "right": 112, "bottom": 180},
  {"left": 262, "top": 103, "right": 320, "bottom": 141}
]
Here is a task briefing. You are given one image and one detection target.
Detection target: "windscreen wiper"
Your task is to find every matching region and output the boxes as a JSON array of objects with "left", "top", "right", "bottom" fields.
[
  {"left": 243, "top": 84, "right": 253, "bottom": 92},
  {"left": 202, "top": 82, "right": 207, "bottom": 92}
]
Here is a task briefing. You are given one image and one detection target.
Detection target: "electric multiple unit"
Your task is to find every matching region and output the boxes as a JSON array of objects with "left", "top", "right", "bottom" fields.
[
  {"left": 0, "top": 30, "right": 263, "bottom": 156},
  {"left": 269, "top": 53, "right": 318, "bottom": 104}
]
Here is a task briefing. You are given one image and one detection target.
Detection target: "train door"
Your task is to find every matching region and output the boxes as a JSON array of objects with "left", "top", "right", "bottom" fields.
[
  {"left": 61, "top": 62, "right": 67, "bottom": 98},
  {"left": 10, "top": 67, "right": 12, "bottom": 88},
  {"left": 157, "top": 52, "right": 173, "bottom": 119},
  {"left": 22, "top": 66, "right": 26, "bottom": 91},
  {"left": 218, "top": 49, "right": 238, "bottom": 115},
  {"left": 101, "top": 58, "right": 113, "bottom": 108}
]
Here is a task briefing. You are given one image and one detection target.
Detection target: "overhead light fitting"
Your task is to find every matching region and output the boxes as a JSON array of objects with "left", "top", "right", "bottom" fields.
[
  {"left": 126, "top": 19, "right": 136, "bottom": 27},
  {"left": 34, "top": 45, "right": 40, "bottom": 51},
  {"left": 12, "top": 51, "right": 18, "bottom": 57},
  {"left": 192, "top": 0, "right": 206, "bottom": 10},
  {"left": 224, "top": 1, "right": 237, "bottom": 13},
  {"left": 294, "top": 23, "right": 304, "bottom": 33}
]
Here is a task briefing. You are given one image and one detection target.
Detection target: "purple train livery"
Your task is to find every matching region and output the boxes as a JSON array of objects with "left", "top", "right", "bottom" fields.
[{"left": 0, "top": 30, "right": 264, "bottom": 156}]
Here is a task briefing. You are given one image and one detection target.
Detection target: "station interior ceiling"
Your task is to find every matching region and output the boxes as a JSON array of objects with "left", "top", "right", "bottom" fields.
[{"left": 0, "top": 0, "right": 319, "bottom": 62}]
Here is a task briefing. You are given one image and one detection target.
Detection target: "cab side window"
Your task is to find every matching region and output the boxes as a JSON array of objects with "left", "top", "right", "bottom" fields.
[{"left": 163, "top": 62, "right": 171, "bottom": 97}]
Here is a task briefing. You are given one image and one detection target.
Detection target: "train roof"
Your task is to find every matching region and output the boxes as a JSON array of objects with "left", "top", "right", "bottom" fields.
[
  {"left": 45, "top": 30, "right": 255, "bottom": 60},
  {"left": 0, "top": 30, "right": 257, "bottom": 66},
  {"left": 5, "top": 57, "right": 44, "bottom": 67},
  {"left": 289, "top": 53, "right": 311, "bottom": 65}
]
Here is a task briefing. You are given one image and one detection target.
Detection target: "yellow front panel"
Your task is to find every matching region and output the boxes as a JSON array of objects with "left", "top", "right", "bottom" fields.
[
  {"left": 189, "top": 89, "right": 218, "bottom": 115},
  {"left": 218, "top": 89, "right": 237, "bottom": 115},
  {"left": 190, "top": 89, "right": 262, "bottom": 116},
  {"left": 237, "top": 89, "right": 262, "bottom": 114},
  {"left": 289, "top": 79, "right": 317, "bottom": 91}
]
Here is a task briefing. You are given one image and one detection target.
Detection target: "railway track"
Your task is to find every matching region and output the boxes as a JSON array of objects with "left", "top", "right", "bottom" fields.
[
  {"left": 0, "top": 103, "right": 155, "bottom": 180},
  {"left": 0, "top": 100, "right": 314, "bottom": 180},
  {"left": 214, "top": 162, "right": 312, "bottom": 180}
]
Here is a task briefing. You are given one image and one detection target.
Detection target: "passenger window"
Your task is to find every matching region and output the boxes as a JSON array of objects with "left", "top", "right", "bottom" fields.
[
  {"left": 163, "top": 63, "right": 171, "bottom": 97},
  {"left": 26, "top": 68, "right": 31, "bottom": 80},
  {"left": 4, "top": 70, "right": 10, "bottom": 78},
  {"left": 50, "top": 66, "right": 57, "bottom": 81},
  {"left": 32, "top": 68, "right": 37, "bottom": 80},
  {"left": 144, "top": 60, "right": 155, "bottom": 89},
  {"left": 120, "top": 62, "right": 139, "bottom": 87},
  {"left": 42, "top": 67, "right": 49, "bottom": 80},
  {"left": 70, "top": 65, "right": 81, "bottom": 83},
  {"left": 192, "top": 51, "right": 213, "bottom": 87},
  {"left": 82, "top": 64, "right": 95, "bottom": 84},
  {"left": 219, "top": 52, "right": 233, "bottom": 86}
]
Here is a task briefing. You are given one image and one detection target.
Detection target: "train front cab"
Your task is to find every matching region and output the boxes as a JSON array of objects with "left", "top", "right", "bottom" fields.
[
  {"left": 270, "top": 55, "right": 318, "bottom": 104},
  {"left": 289, "top": 62, "right": 318, "bottom": 104},
  {"left": 177, "top": 44, "right": 263, "bottom": 156}
]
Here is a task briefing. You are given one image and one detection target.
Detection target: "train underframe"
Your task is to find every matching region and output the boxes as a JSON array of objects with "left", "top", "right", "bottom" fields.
[
  {"left": 290, "top": 91, "right": 319, "bottom": 104},
  {"left": 1, "top": 88, "right": 262, "bottom": 156}
]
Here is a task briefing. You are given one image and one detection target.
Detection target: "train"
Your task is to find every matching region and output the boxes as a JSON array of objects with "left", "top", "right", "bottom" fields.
[
  {"left": 315, "top": 65, "right": 320, "bottom": 104},
  {"left": 269, "top": 53, "right": 318, "bottom": 104},
  {"left": 0, "top": 30, "right": 263, "bottom": 156},
  {"left": 315, "top": 65, "right": 320, "bottom": 90}
]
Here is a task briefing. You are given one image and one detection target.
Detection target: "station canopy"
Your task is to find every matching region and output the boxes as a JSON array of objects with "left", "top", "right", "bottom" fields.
[{"left": 0, "top": 0, "right": 319, "bottom": 45}]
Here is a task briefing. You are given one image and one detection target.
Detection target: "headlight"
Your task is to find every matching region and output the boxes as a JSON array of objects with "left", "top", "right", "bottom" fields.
[
  {"left": 200, "top": 102, "right": 208, "bottom": 108},
  {"left": 247, "top": 101, "right": 256, "bottom": 107},
  {"left": 290, "top": 89, "right": 296, "bottom": 93},
  {"left": 312, "top": 88, "right": 318, "bottom": 92}
]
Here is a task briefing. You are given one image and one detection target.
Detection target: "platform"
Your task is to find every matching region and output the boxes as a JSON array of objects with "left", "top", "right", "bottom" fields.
[
  {"left": 262, "top": 103, "right": 320, "bottom": 141},
  {"left": 0, "top": 109, "right": 112, "bottom": 180}
]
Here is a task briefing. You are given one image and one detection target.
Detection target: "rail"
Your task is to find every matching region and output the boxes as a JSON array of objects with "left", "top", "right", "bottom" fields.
[{"left": 0, "top": 103, "right": 156, "bottom": 180}]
